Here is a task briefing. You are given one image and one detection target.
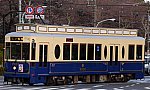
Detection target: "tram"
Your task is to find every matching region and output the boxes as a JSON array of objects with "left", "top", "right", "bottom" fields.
[{"left": 4, "top": 23, "right": 145, "bottom": 85}]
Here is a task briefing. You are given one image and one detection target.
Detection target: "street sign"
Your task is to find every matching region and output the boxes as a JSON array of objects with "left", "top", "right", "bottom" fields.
[
  {"left": 25, "top": 15, "right": 34, "bottom": 19},
  {"left": 25, "top": 6, "right": 34, "bottom": 15},
  {"left": 35, "top": 15, "right": 45, "bottom": 19},
  {"left": 36, "top": 6, "right": 44, "bottom": 14},
  {"left": 25, "top": 15, "right": 45, "bottom": 19}
]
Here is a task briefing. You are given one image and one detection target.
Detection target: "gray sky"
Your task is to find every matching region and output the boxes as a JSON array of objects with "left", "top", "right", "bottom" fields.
[{"left": 144, "top": 0, "right": 150, "bottom": 3}]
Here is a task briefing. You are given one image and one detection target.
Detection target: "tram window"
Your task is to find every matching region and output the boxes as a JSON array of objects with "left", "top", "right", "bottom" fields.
[
  {"left": 39, "top": 45, "right": 43, "bottom": 67},
  {"left": 6, "top": 43, "right": 11, "bottom": 59},
  {"left": 104, "top": 46, "right": 107, "bottom": 59},
  {"left": 11, "top": 43, "right": 21, "bottom": 60},
  {"left": 44, "top": 45, "right": 48, "bottom": 67},
  {"left": 31, "top": 43, "right": 36, "bottom": 60},
  {"left": 22, "top": 43, "right": 30, "bottom": 60},
  {"left": 95, "top": 44, "right": 101, "bottom": 60},
  {"left": 128, "top": 45, "right": 135, "bottom": 60},
  {"left": 80, "top": 44, "right": 86, "bottom": 60},
  {"left": 63, "top": 43, "right": 70, "bottom": 60},
  {"left": 72, "top": 43, "right": 78, "bottom": 60},
  {"left": 88, "top": 44, "right": 94, "bottom": 60},
  {"left": 136, "top": 45, "right": 142, "bottom": 60},
  {"left": 55, "top": 45, "right": 60, "bottom": 59},
  {"left": 122, "top": 46, "right": 125, "bottom": 59}
]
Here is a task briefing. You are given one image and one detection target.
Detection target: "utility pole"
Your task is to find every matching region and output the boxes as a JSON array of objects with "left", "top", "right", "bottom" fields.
[
  {"left": 147, "top": 1, "right": 150, "bottom": 56},
  {"left": 119, "top": 11, "right": 121, "bottom": 28},
  {"left": 94, "top": 0, "right": 97, "bottom": 27},
  {"left": 19, "top": 0, "right": 22, "bottom": 23}
]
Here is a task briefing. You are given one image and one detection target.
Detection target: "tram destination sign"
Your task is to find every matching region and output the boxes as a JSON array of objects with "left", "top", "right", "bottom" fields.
[{"left": 10, "top": 37, "right": 23, "bottom": 41}]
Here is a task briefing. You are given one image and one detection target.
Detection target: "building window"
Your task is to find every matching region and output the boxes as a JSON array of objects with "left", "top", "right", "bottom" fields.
[
  {"left": 63, "top": 43, "right": 70, "bottom": 60},
  {"left": 122, "top": 46, "right": 125, "bottom": 59},
  {"left": 95, "top": 44, "right": 101, "bottom": 60},
  {"left": 88, "top": 44, "right": 94, "bottom": 60},
  {"left": 104, "top": 46, "right": 107, "bottom": 59},
  {"left": 55, "top": 45, "right": 60, "bottom": 59},
  {"left": 72, "top": 43, "right": 78, "bottom": 60},
  {"left": 128, "top": 45, "right": 135, "bottom": 60},
  {"left": 80, "top": 44, "right": 86, "bottom": 60},
  {"left": 136, "top": 45, "right": 142, "bottom": 60}
]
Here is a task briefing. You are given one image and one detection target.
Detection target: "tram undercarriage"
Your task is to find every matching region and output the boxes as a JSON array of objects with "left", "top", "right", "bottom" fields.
[{"left": 3, "top": 74, "right": 134, "bottom": 86}]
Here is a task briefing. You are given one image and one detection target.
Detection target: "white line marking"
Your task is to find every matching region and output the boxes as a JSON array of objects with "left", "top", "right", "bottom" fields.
[
  {"left": 93, "top": 85, "right": 104, "bottom": 88},
  {"left": 145, "top": 87, "right": 150, "bottom": 89}
]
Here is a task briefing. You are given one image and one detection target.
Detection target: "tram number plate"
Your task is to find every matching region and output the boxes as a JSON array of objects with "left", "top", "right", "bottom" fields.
[{"left": 18, "top": 64, "right": 23, "bottom": 72}]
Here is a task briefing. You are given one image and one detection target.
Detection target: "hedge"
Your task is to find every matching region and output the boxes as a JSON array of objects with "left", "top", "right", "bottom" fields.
[{"left": 0, "top": 67, "right": 4, "bottom": 75}]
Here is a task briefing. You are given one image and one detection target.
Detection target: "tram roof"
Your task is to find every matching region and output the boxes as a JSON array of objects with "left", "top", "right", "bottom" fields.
[
  {"left": 6, "top": 32, "right": 144, "bottom": 41},
  {"left": 15, "top": 23, "right": 138, "bottom": 37}
]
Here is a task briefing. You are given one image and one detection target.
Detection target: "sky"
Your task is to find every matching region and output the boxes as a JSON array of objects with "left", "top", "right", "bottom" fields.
[{"left": 144, "top": 0, "right": 150, "bottom": 3}]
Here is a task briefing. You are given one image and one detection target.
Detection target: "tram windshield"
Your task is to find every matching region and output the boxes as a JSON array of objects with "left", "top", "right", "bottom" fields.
[{"left": 5, "top": 42, "right": 30, "bottom": 60}]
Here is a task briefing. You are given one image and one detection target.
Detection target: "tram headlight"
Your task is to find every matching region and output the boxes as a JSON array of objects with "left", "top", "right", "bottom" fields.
[{"left": 13, "top": 66, "right": 17, "bottom": 70}]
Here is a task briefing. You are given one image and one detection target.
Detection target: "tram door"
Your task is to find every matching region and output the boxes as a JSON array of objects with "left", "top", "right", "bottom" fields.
[
  {"left": 109, "top": 45, "right": 119, "bottom": 72},
  {"left": 38, "top": 43, "right": 49, "bottom": 74}
]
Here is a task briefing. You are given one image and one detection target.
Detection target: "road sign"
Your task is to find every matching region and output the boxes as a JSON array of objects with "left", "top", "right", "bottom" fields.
[
  {"left": 25, "top": 15, "right": 34, "bottom": 19},
  {"left": 25, "top": 6, "right": 34, "bottom": 15},
  {"left": 36, "top": 6, "right": 44, "bottom": 14},
  {"left": 25, "top": 15, "right": 45, "bottom": 19},
  {"left": 35, "top": 15, "right": 45, "bottom": 19}
]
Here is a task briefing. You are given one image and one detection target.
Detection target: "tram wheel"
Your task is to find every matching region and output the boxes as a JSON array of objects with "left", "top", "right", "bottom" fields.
[{"left": 44, "top": 77, "right": 55, "bottom": 86}]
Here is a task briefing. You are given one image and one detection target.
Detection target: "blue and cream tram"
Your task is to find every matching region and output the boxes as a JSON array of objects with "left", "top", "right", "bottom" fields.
[{"left": 4, "top": 23, "right": 145, "bottom": 85}]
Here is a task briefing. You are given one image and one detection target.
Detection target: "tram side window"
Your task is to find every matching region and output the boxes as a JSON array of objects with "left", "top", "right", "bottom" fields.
[
  {"left": 11, "top": 43, "right": 21, "bottom": 60},
  {"left": 44, "top": 45, "right": 48, "bottom": 67},
  {"left": 136, "top": 45, "right": 142, "bottom": 60},
  {"left": 22, "top": 43, "right": 30, "bottom": 60},
  {"left": 88, "top": 44, "right": 94, "bottom": 60},
  {"left": 55, "top": 45, "right": 60, "bottom": 59},
  {"left": 80, "top": 44, "right": 86, "bottom": 60},
  {"left": 63, "top": 43, "right": 70, "bottom": 60},
  {"left": 6, "top": 43, "right": 10, "bottom": 59},
  {"left": 31, "top": 43, "right": 36, "bottom": 60},
  {"left": 39, "top": 45, "right": 43, "bottom": 67},
  {"left": 128, "top": 45, "right": 135, "bottom": 60},
  {"left": 95, "top": 44, "right": 101, "bottom": 60},
  {"left": 72, "top": 43, "right": 78, "bottom": 60},
  {"left": 104, "top": 46, "right": 107, "bottom": 59},
  {"left": 122, "top": 46, "right": 125, "bottom": 59}
]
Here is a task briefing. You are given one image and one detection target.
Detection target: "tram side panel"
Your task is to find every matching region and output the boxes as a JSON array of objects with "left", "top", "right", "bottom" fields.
[{"left": 47, "top": 36, "right": 144, "bottom": 78}]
